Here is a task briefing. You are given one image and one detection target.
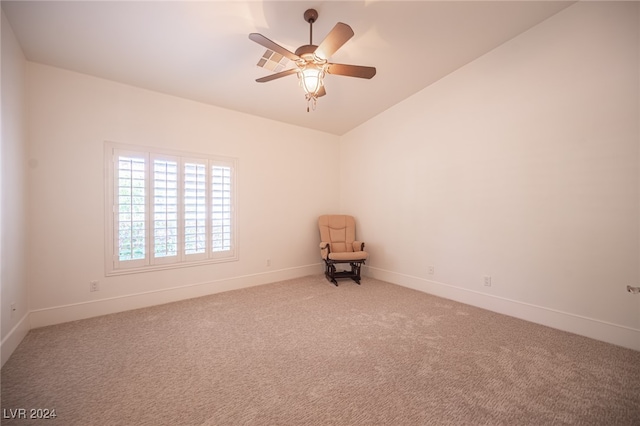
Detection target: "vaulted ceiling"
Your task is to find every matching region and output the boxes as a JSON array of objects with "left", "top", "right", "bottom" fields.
[{"left": 2, "top": 1, "right": 573, "bottom": 135}]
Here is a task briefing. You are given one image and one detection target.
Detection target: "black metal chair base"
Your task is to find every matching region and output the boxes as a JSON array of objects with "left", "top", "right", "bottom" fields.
[{"left": 324, "top": 260, "right": 364, "bottom": 286}]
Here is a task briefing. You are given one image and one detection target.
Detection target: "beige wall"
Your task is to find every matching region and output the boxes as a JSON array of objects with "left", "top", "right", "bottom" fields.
[
  {"left": 1, "top": 11, "right": 30, "bottom": 364},
  {"left": 25, "top": 63, "right": 340, "bottom": 326},
  {"left": 341, "top": 1, "right": 640, "bottom": 349}
]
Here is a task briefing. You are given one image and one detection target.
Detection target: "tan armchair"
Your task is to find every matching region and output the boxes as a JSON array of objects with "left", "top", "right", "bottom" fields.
[{"left": 318, "top": 215, "right": 368, "bottom": 286}]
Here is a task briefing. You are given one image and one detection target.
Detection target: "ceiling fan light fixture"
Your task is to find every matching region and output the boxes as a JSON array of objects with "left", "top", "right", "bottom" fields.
[
  {"left": 298, "top": 63, "right": 326, "bottom": 97},
  {"left": 296, "top": 58, "right": 327, "bottom": 111}
]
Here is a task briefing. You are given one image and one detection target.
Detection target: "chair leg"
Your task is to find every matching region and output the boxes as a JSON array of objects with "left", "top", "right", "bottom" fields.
[
  {"left": 350, "top": 262, "right": 362, "bottom": 285},
  {"left": 325, "top": 263, "right": 338, "bottom": 286}
]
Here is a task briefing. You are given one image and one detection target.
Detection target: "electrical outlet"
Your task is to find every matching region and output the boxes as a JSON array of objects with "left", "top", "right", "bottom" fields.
[
  {"left": 90, "top": 280, "right": 100, "bottom": 292},
  {"left": 428, "top": 265, "right": 434, "bottom": 275},
  {"left": 266, "top": 258, "right": 271, "bottom": 267},
  {"left": 483, "top": 276, "right": 492, "bottom": 287}
]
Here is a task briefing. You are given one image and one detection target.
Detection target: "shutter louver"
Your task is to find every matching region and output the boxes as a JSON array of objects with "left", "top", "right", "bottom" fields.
[
  {"left": 153, "top": 159, "right": 179, "bottom": 260},
  {"left": 184, "top": 162, "right": 207, "bottom": 256},
  {"left": 117, "top": 155, "right": 146, "bottom": 262},
  {"left": 212, "top": 166, "right": 232, "bottom": 252}
]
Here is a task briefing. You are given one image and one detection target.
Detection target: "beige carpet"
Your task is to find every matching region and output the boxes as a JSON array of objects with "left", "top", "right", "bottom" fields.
[{"left": 2, "top": 275, "right": 639, "bottom": 425}]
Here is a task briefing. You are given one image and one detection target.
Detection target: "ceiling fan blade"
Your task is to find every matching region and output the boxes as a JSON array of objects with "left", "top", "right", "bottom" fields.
[
  {"left": 255, "top": 68, "right": 298, "bottom": 83},
  {"left": 314, "top": 23, "right": 354, "bottom": 60},
  {"left": 326, "top": 63, "right": 377, "bottom": 79},
  {"left": 249, "top": 33, "right": 300, "bottom": 61},
  {"left": 317, "top": 86, "right": 326, "bottom": 97}
]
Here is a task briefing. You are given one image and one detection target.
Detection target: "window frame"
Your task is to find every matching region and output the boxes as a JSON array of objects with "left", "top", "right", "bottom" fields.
[{"left": 104, "top": 141, "right": 238, "bottom": 276}]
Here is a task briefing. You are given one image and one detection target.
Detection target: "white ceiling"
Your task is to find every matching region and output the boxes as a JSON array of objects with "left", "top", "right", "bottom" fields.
[{"left": 2, "top": 1, "right": 573, "bottom": 135}]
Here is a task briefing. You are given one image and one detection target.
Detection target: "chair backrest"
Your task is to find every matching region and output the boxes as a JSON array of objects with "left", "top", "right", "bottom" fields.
[{"left": 318, "top": 215, "right": 357, "bottom": 253}]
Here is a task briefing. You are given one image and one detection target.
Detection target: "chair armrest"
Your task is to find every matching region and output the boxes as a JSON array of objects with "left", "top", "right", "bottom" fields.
[
  {"left": 319, "top": 242, "right": 330, "bottom": 260},
  {"left": 353, "top": 241, "right": 365, "bottom": 252}
]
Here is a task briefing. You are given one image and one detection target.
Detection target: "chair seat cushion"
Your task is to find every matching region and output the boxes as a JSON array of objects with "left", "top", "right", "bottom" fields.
[{"left": 328, "top": 251, "right": 368, "bottom": 261}]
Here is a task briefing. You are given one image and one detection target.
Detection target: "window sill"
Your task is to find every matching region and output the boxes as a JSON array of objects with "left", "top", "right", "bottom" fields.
[{"left": 106, "top": 254, "right": 238, "bottom": 276}]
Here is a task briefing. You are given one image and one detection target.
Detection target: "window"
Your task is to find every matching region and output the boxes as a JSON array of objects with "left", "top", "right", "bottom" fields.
[{"left": 105, "top": 142, "right": 237, "bottom": 275}]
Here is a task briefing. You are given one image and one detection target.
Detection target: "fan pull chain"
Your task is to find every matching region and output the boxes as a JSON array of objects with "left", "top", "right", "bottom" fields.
[
  {"left": 306, "top": 96, "right": 318, "bottom": 112},
  {"left": 307, "top": 96, "right": 318, "bottom": 112}
]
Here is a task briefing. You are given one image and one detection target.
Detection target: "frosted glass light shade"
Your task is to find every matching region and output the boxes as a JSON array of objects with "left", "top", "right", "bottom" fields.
[{"left": 299, "top": 66, "right": 323, "bottom": 96}]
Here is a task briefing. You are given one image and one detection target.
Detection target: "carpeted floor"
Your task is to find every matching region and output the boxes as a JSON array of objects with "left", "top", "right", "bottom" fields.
[{"left": 2, "top": 275, "right": 639, "bottom": 425}]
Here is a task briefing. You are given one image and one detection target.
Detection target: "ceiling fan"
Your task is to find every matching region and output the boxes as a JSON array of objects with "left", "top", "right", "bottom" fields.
[{"left": 249, "top": 9, "right": 376, "bottom": 111}]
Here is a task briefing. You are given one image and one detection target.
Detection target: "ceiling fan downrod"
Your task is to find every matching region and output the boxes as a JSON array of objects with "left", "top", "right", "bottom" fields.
[
  {"left": 300, "top": 9, "right": 324, "bottom": 112},
  {"left": 304, "top": 9, "right": 318, "bottom": 45}
]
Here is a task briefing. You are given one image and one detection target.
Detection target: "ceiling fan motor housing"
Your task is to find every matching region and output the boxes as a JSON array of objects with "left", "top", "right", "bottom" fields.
[{"left": 294, "top": 45, "right": 319, "bottom": 59}]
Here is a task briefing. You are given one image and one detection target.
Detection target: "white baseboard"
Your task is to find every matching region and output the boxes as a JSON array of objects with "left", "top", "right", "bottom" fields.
[
  {"left": 1, "top": 311, "right": 30, "bottom": 368},
  {"left": 364, "top": 266, "right": 640, "bottom": 352},
  {"left": 30, "top": 264, "right": 323, "bottom": 329}
]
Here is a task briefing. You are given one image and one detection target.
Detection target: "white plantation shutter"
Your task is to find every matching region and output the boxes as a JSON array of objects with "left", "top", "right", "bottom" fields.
[
  {"left": 211, "top": 165, "right": 232, "bottom": 254},
  {"left": 184, "top": 160, "right": 208, "bottom": 260},
  {"left": 152, "top": 156, "right": 179, "bottom": 264},
  {"left": 106, "top": 143, "right": 237, "bottom": 275},
  {"left": 114, "top": 151, "right": 149, "bottom": 269}
]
